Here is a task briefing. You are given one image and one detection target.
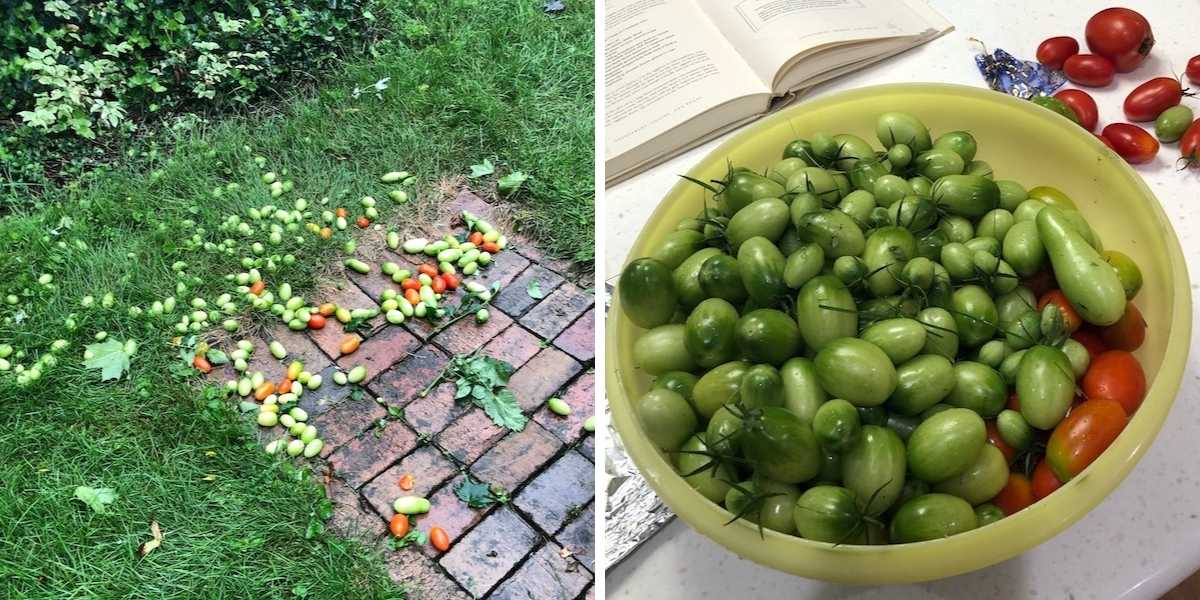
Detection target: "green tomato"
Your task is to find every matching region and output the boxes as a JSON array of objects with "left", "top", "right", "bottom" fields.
[
  {"left": 633, "top": 324, "right": 695, "bottom": 375},
  {"left": 859, "top": 318, "right": 927, "bottom": 365},
  {"left": 737, "top": 237, "right": 788, "bottom": 306},
  {"left": 620, "top": 258, "right": 680, "bottom": 329},
  {"left": 933, "top": 444, "right": 1009, "bottom": 505},
  {"left": 1017, "top": 345, "right": 1076, "bottom": 429},
  {"left": 914, "top": 148, "right": 965, "bottom": 179},
  {"left": 783, "top": 243, "right": 825, "bottom": 290},
  {"left": 889, "top": 494, "right": 977, "bottom": 543},
  {"left": 876, "top": 112, "right": 932, "bottom": 152},
  {"left": 814, "top": 338, "right": 897, "bottom": 407},
  {"left": 780, "top": 357, "right": 827, "bottom": 424},
  {"left": 795, "top": 210, "right": 866, "bottom": 258},
  {"left": 684, "top": 298, "right": 740, "bottom": 368},
  {"left": 706, "top": 405, "right": 743, "bottom": 455},
  {"left": 931, "top": 175, "right": 999, "bottom": 218},
  {"left": 672, "top": 247, "right": 724, "bottom": 308},
  {"left": 841, "top": 425, "right": 907, "bottom": 515},
  {"left": 726, "top": 198, "right": 790, "bottom": 252},
  {"left": 997, "top": 409, "right": 1033, "bottom": 451},
  {"left": 767, "top": 157, "right": 809, "bottom": 184},
  {"left": 933, "top": 130, "right": 978, "bottom": 162},
  {"left": 793, "top": 485, "right": 865, "bottom": 543},
  {"left": 1103, "top": 250, "right": 1143, "bottom": 300},
  {"left": 719, "top": 170, "right": 786, "bottom": 216},
  {"left": 740, "top": 364, "right": 784, "bottom": 409},
  {"left": 725, "top": 479, "right": 800, "bottom": 534},
  {"left": 887, "top": 354, "right": 956, "bottom": 416},
  {"left": 741, "top": 407, "right": 821, "bottom": 484},
  {"left": 675, "top": 434, "right": 735, "bottom": 503},
  {"left": 691, "top": 361, "right": 750, "bottom": 419},
  {"left": 734, "top": 308, "right": 801, "bottom": 366},
  {"left": 698, "top": 254, "right": 748, "bottom": 304},
  {"left": 995, "top": 180, "right": 1028, "bottom": 212},
  {"left": 907, "top": 408, "right": 986, "bottom": 483},
  {"left": 653, "top": 371, "right": 699, "bottom": 403},
  {"left": 946, "top": 361, "right": 1007, "bottom": 418},
  {"left": 1155, "top": 105, "right": 1194, "bottom": 142},
  {"left": 917, "top": 307, "right": 959, "bottom": 360},
  {"left": 873, "top": 174, "right": 912, "bottom": 208},
  {"left": 975, "top": 503, "right": 1006, "bottom": 526},
  {"left": 812, "top": 398, "right": 861, "bottom": 452},
  {"left": 976, "top": 209, "right": 1015, "bottom": 241},
  {"left": 635, "top": 388, "right": 697, "bottom": 451},
  {"left": 951, "top": 285, "right": 999, "bottom": 347}
]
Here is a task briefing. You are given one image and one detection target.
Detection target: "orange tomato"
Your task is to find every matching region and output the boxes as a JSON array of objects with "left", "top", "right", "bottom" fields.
[
  {"left": 401, "top": 278, "right": 421, "bottom": 290},
  {"left": 336, "top": 207, "right": 347, "bottom": 218},
  {"left": 319, "top": 227, "right": 333, "bottom": 240},
  {"left": 429, "top": 527, "right": 450, "bottom": 552},
  {"left": 278, "top": 378, "right": 292, "bottom": 394},
  {"left": 1031, "top": 459, "right": 1063, "bottom": 501},
  {"left": 431, "top": 276, "right": 447, "bottom": 294},
  {"left": 249, "top": 280, "right": 266, "bottom": 295},
  {"left": 992, "top": 473, "right": 1033, "bottom": 515},
  {"left": 398, "top": 474, "right": 415, "bottom": 491},
  {"left": 254, "top": 382, "right": 277, "bottom": 401},
  {"left": 1081, "top": 350, "right": 1146, "bottom": 414},
  {"left": 418, "top": 264, "right": 438, "bottom": 278},
  {"left": 442, "top": 274, "right": 460, "bottom": 290},
  {"left": 308, "top": 314, "right": 327, "bottom": 329},
  {"left": 986, "top": 422, "right": 1016, "bottom": 464},
  {"left": 1046, "top": 398, "right": 1127, "bottom": 482},
  {"left": 1038, "top": 289, "right": 1083, "bottom": 334},
  {"left": 481, "top": 242, "right": 500, "bottom": 254},
  {"left": 404, "top": 288, "right": 420, "bottom": 305},
  {"left": 356, "top": 216, "right": 370, "bottom": 228},
  {"left": 1070, "top": 328, "right": 1108, "bottom": 361},
  {"left": 1099, "top": 302, "right": 1146, "bottom": 351},
  {"left": 318, "top": 303, "right": 337, "bottom": 316},
  {"left": 193, "top": 353, "right": 213, "bottom": 374},
  {"left": 339, "top": 335, "right": 361, "bottom": 355},
  {"left": 468, "top": 232, "right": 484, "bottom": 245},
  {"left": 389, "top": 514, "right": 410, "bottom": 538}
]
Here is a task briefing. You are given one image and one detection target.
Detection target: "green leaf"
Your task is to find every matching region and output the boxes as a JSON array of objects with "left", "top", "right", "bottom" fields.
[
  {"left": 206, "top": 349, "right": 229, "bottom": 365},
  {"left": 526, "top": 280, "right": 544, "bottom": 299},
  {"left": 497, "top": 171, "right": 528, "bottom": 196},
  {"left": 304, "top": 517, "right": 325, "bottom": 539},
  {"left": 74, "top": 486, "right": 117, "bottom": 514},
  {"left": 480, "top": 388, "right": 526, "bottom": 431},
  {"left": 83, "top": 340, "right": 133, "bottom": 381},
  {"left": 455, "top": 476, "right": 502, "bottom": 509},
  {"left": 469, "top": 158, "right": 495, "bottom": 178}
]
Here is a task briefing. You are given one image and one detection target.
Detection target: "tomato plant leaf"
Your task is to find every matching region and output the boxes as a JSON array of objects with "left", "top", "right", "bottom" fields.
[
  {"left": 206, "top": 349, "right": 228, "bottom": 365},
  {"left": 526, "top": 280, "right": 544, "bottom": 299},
  {"left": 443, "top": 353, "right": 525, "bottom": 430},
  {"left": 455, "top": 476, "right": 505, "bottom": 509},
  {"left": 73, "top": 485, "right": 117, "bottom": 513},
  {"left": 469, "top": 158, "right": 495, "bottom": 178},
  {"left": 482, "top": 388, "right": 526, "bottom": 431},
  {"left": 83, "top": 340, "right": 132, "bottom": 381},
  {"left": 497, "top": 171, "right": 528, "bottom": 196}
]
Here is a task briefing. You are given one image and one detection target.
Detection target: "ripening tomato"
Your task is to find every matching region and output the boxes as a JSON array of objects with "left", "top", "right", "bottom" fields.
[
  {"left": 430, "top": 527, "right": 450, "bottom": 552},
  {"left": 468, "top": 232, "right": 484, "bottom": 245},
  {"left": 1046, "top": 398, "right": 1127, "bottom": 482},
  {"left": 986, "top": 421, "right": 1016, "bottom": 464},
  {"left": 1007, "top": 391, "right": 1020, "bottom": 412},
  {"left": 250, "top": 280, "right": 266, "bottom": 295},
  {"left": 1181, "top": 119, "right": 1200, "bottom": 166},
  {"left": 1099, "top": 302, "right": 1145, "bottom": 351},
  {"left": 193, "top": 353, "right": 213, "bottom": 374},
  {"left": 389, "top": 514, "right": 410, "bottom": 538},
  {"left": 278, "top": 378, "right": 292, "bottom": 394},
  {"left": 992, "top": 473, "right": 1034, "bottom": 515},
  {"left": 1123, "top": 77, "right": 1184, "bottom": 122},
  {"left": 1023, "top": 270, "right": 1056, "bottom": 297},
  {"left": 1085, "top": 7, "right": 1154, "bottom": 72},
  {"left": 442, "top": 273, "right": 460, "bottom": 290},
  {"left": 1102, "top": 123, "right": 1159, "bottom": 164},
  {"left": 418, "top": 264, "right": 438, "bottom": 278},
  {"left": 1038, "top": 289, "right": 1083, "bottom": 334},
  {"left": 1054, "top": 89, "right": 1099, "bottom": 131},
  {"left": 339, "top": 335, "right": 361, "bottom": 355},
  {"left": 1063, "top": 54, "right": 1115, "bottom": 87},
  {"left": 1071, "top": 328, "right": 1109, "bottom": 361},
  {"left": 308, "top": 314, "right": 327, "bottom": 330},
  {"left": 1036, "top": 36, "right": 1079, "bottom": 70},
  {"left": 404, "top": 288, "right": 421, "bottom": 305},
  {"left": 481, "top": 242, "right": 501, "bottom": 254},
  {"left": 255, "top": 382, "right": 276, "bottom": 401},
  {"left": 431, "top": 276, "right": 447, "bottom": 294},
  {"left": 397, "top": 474, "right": 415, "bottom": 491},
  {"left": 1031, "top": 459, "right": 1063, "bottom": 500},
  {"left": 356, "top": 216, "right": 370, "bottom": 228},
  {"left": 1188, "top": 55, "right": 1200, "bottom": 86},
  {"left": 320, "top": 226, "right": 333, "bottom": 240},
  {"left": 335, "top": 207, "right": 348, "bottom": 218},
  {"left": 401, "top": 278, "right": 421, "bottom": 291},
  {"left": 1082, "top": 350, "right": 1146, "bottom": 414}
]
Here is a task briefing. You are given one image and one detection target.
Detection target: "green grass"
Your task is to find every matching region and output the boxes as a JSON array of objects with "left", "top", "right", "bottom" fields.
[{"left": 0, "top": 1, "right": 593, "bottom": 598}]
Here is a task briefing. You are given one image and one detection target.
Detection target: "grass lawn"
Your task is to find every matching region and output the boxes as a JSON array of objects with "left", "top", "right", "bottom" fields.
[{"left": 0, "top": 1, "right": 594, "bottom": 598}]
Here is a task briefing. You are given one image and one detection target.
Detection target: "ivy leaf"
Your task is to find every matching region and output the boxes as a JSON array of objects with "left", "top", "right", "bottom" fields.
[
  {"left": 83, "top": 340, "right": 133, "bottom": 381},
  {"left": 497, "top": 171, "right": 528, "bottom": 196},
  {"left": 469, "top": 158, "right": 495, "bottom": 178},
  {"left": 74, "top": 486, "right": 117, "bottom": 514},
  {"left": 526, "top": 280, "right": 545, "bottom": 299}
]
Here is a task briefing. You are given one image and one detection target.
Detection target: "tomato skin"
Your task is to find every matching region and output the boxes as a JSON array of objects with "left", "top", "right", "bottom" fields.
[
  {"left": 481, "top": 242, "right": 501, "bottom": 254},
  {"left": 397, "top": 474, "right": 414, "bottom": 491},
  {"left": 1181, "top": 119, "right": 1200, "bottom": 165},
  {"left": 336, "top": 207, "right": 348, "bottom": 218},
  {"left": 1102, "top": 123, "right": 1159, "bottom": 164},
  {"left": 339, "top": 335, "right": 361, "bottom": 355},
  {"left": 404, "top": 288, "right": 421, "bottom": 305},
  {"left": 319, "top": 303, "right": 337, "bottom": 316},
  {"left": 1123, "top": 77, "right": 1183, "bottom": 122},
  {"left": 992, "top": 473, "right": 1034, "bottom": 515},
  {"left": 442, "top": 273, "right": 460, "bottom": 290},
  {"left": 1099, "top": 302, "right": 1145, "bottom": 351},
  {"left": 1082, "top": 350, "right": 1146, "bottom": 414},
  {"left": 389, "top": 514, "right": 410, "bottom": 538},
  {"left": 193, "top": 353, "right": 213, "bottom": 374},
  {"left": 308, "top": 314, "right": 327, "bottom": 330},
  {"left": 1046, "top": 398, "right": 1127, "bottom": 482},
  {"left": 1038, "top": 289, "right": 1083, "bottom": 334},
  {"left": 1189, "top": 56, "right": 1200, "bottom": 86},
  {"left": 468, "top": 232, "right": 484, "bottom": 245},
  {"left": 249, "top": 280, "right": 266, "bottom": 295},
  {"left": 1085, "top": 7, "right": 1154, "bottom": 72},
  {"left": 431, "top": 276, "right": 447, "bottom": 294},
  {"left": 1053, "top": 89, "right": 1098, "bottom": 131},
  {"left": 430, "top": 527, "right": 450, "bottom": 551},
  {"left": 1094, "top": 133, "right": 1116, "bottom": 150},
  {"left": 418, "top": 264, "right": 438, "bottom": 278},
  {"left": 356, "top": 216, "right": 370, "bottom": 228},
  {"left": 1031, "top": 459, "right": 1063, "bottom": 500},
  {"left": 986, "top": 421, "right": 1016, "bottom": 464},
  {"left": 1036, "top": 36, "right": 1079, "bottom": 70},
  {"left": 1070, "top": 328, "right": 1109, "bottom": 361},
  {"left": 1063, "top": 54, "right": 1115, "bottom": 87},
  {"left": 401, "top": 278, "right": 421, "bottom": 291}
]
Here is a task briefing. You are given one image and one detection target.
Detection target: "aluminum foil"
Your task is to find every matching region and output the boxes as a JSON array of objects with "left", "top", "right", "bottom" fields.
[{"left": 974, "top": 46, "right": 1066, "bottom": 99}]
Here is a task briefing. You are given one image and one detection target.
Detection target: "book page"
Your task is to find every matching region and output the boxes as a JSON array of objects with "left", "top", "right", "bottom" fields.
[
  {"left": 696, "top": 0, "right": 942, "bottom": 90},
  {"left": 605, "top": 0, "right": 770, "bottom": 161}
]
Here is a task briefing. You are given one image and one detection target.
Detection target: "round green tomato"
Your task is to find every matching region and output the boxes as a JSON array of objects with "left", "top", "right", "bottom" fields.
[
  {"left": 907, "top": 408, "right": 986, "bottom": 483},
  {"left": 794, "top": 485, "right": 865, "bottom": 543},
  {"left": 706, "top": 405, "right": 743, "bottom": 455},
  {"left": 653, "top": 371, "right": 699, "bottom": 402},
  {"left": 933, "top": 130, "right": 978, "bottom": 162},
  {"left": 890, "top": 494, "right": 977, "bottom": 543},
  {"left": 995, "top": 180, "right": 1028, "bottom": 212},
  {"left": 726, "top": 480, "right": 800, "bottom": 534},
  {"left": 734, "top": 308, "right": 801, "bottom": 366},
  {"left": 619, "top": 258, "right": 677, "bottom": 329},
  {"left": 635, "top": 388, "right": 697, "bottom": 451},
  {"left": 996, "top": 409, "right": 1033, "bottom": 451},
  {"left": 974, "top": 503, "right": 1005, "bottom": 526},
  {"left": 740, "top": 364, "right": 783, "bottom": 409},
  {"left": 933, "top": 444, "right": 1009, "bottom": 505},
  {"left": 814, "top": 338, "right": 897, "bottom": 407},
  {"left": 946, "top": 361, "right": 1007, "bottom": 418},
  {"left": 698, "top": 254, "right": 749, "bottom": 304}
]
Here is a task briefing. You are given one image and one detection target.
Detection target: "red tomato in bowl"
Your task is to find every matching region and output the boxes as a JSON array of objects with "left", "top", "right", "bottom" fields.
[
  {"left": 1031, "top": 460, "right": 1063, "bottom": 500},
  {"left": 1099, "top": 302, "right": 1145, "bottom": 351},
  {"left": 1036, "top": 36, "right": 1079, "bottom": 70},
  {"left": 1053, "top": 89, "right": 1098, "bottom": 131},
  {"left": 1101, "top": 123, "right": 1159, "bottom": 164},
  {"left": 1038, "top": 289, "right": 1083, "bottom": 334},
  {"left": 1063, "top": 54, "right": 1115, "bottom": 87},
  {"left": 1070, "top": 328, "right": 1109, "bottom": 361},
  {"left": 1085, "top": 7, "right": 1154, "bottom": 72},
  {"left": 1046, "top": 398, "right": 1128, "bottom": 482},
  {"left": 1081, "top": 350, "right": 1146, "bottom": 415},
  {"left": 1123, "top": 77, "right": 1184, "bottom": 122},
  {"left": 992, "top": 474, "right": 1033, "bottom": 515}
]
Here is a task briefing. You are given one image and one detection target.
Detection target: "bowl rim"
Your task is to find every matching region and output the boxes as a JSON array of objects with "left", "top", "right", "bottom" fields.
[{"left": 605, "top": 82, "right": 1193, "bottom": 583}]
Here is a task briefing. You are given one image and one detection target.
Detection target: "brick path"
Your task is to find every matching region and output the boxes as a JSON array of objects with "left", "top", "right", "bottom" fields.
[{"left": 238, "top": 192, "right": 594, "bottom": 599}]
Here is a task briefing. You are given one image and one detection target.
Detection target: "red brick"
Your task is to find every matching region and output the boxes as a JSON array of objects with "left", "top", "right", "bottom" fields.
[
  {"left": 362, "top": 446, "right": 458, "bottom": 520},
  {"left": 326, "top": 478, "right": 384, "bottom": 540},
  {"left": 369, "top": 346, "right": 451, "bottom": 405},
  {"left": 578, "top": 435, "right": 594, "bottom": 462},
  {"left": 417, "top": 474, "right": 486, "bottom": 557},
  {"left": 296, "top": 363, "right": 354, "bottom": 417},
  {"left": 491, "top": 264, "right": 564, "bottom": 317},
  {"left": 308, "top": 280, "right": 384, "bottom": 359},
  {"left": 473, "top": 248, "right": 530, "bottom": 290},
  {"left": 328, "top": 420, "right": 419, "bottom": 489},
  {"left": 508, "top": 348, "right": 583, "bottom": 412},
  {"left": 446, "top": 190, "right": 497, "bottom": 221},
  {"left": 436, "top": 408, "right": 507, "bottom": 464},
  {"left": 404, "top": 383, "right": 470, "bottom": 435},
  {"left": 513, "top": 451, "right": 594, "bottom": 534},
  {"left": 520, "top": 282, "right": 594, "bottom": 341},
  {"left": 439, "top": 507, "right": 539, "bottom": 597},
  {"left": 384, "top": 547, "right": 471, "bottom": 600},
  {"left": 488, "top": 542, "right": 592, "bottom": 600},
  {"left": 336, "top": 325, "right": 421, "bottom": 384},
  {"left": 554, "top": 504, "right": 595, "bottom": 572},
  {"left": 346, "top": 263, "right": 399, "bottom": 306},
  {"left": 471, "top": 421, "right": 562, "bottom": 493},
  {"left": 247, "top": 325, "right": 331, "bottom": 380},
  {"left": 404, "top": 292, "right": 467, "bottom": 341},
  {"left": 553, "top": 308, "right": 594, "bottom": 362},
  {"left": 533, "top": 372, "right": 594, "bottom": 445},
  {"left": 308, "top": 395, "right": 387, "bottom": 457},
  {"left": 480, "top": 324, "right": 544, "bottom": 370},
  {"left": 430, "top": 308, "right": 512, "bottom": 355}
]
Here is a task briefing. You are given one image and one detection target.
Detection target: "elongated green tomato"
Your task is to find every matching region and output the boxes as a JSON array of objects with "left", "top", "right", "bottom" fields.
[
  {"left": 848, "top": 159, "right": 889, "bottom": 192},
  {"left": 741, "top": 364, "right": 783, "bottom": 408},
  {"left": 934, "top": 130, "right": 978, "bottom": 161},
  {"left": 933, "top": 444, "right": 1009, "bottom": 505},
  {"left": 789, "top": 192, "right": 823, "bottom": 226},
  {"left": 794, "top": 275, "right": 857, "bottom": 351},
  {"left": 915, "top": 148, "right": 965, "bottom": 179},
  {"left": 873, "top": 174, "right": 912, "bottom": 208},
  {"left": 832, "top": 255, "right": 867, "bottom": 287},
  {"left": 684, "top": 298, "right": 740, "bottom": 368},
  {"left": 706, "top": 405, "right": 743, "bottom": 455},
  {"left": 633, "top": 324, "right": 695, "bottom": 375},
  {"left": 691, "top": 361, "right": 750, "bottom": 418},
  {"left": 796, "top": 209, "right": 866, "bottom": 258},
  {"left": 995, "top": 286, "right": 1037, "bottom": 325},
  {"left": 860, "top": 318, "right": 927, "bottom": 365},
  {"left": 887, "top": 195, "right": 938, "bottom": 231},
  {"left": 838, "top": 189, "right": 876, "bottom": 225},
  {"left": 780, "top": 357, "right": 826, "bottom": 424},
  {"left": 917, "top": 307, "right": 959, "bottom": 359},
  {"left": 726, "top": 198, "right": 789, "bottom": 251},
  {"left": 794, "top": 485, "right": 866, "bottom": 543},
  {"left": 887, "top": 354, "right": 956, "bottom": 416},
  {"left": 635, "top": 389, "right": 697, "bottom": 451},
  {"left": 876, "top": 112, "right": 932, "bottom": 151},
  {"left": 698, "top": 254, "right": 748, "bottom": 304},
  {"left": 741, "top": 407, "right": 821, "bottom": 484},
  {"left": 1017, "top": 345, "right": 1077, "bottom": 429},
  {"left": 976, "top": 208, "right": 1015, "bottom": 241},
  {"left": 734, "top": 308, "right": 800, "bottom": 366},
  {"left": 938, "top": 216, "right": 975, "bottom": 244},
  {"left": 940, "top": 242, "right": 975, "bottom": 281},
  {"left": 997, "top": 409, "right": 1033, "bottom": 451},
  {"left": 890, "top": 494, "right": 978, "bottom": 543},
  {"left": 812, "top": 399, "right": 861, "bottom": 452},
  {"left": 1103, "top": 250, "right": 1143, "bottom": 300},
  {"left": 842, "top": 425, "right": 907, "bottom": 515},
  {"left": 1002, "top": 220, "right": 1046, "bottom": 277},
  {"left": 672, "top": 247, "right": 724, "bottom": 308},
  {"left": 932, "top": 175, "right": 1000, "bottom": 218},
  {"left": 783, "top": 243, "right": 825, "bottom": 289},
  {"left": 619, "top": 258, "right": 677, "bottom": 329},
  {"left": 767, "top": 157, "right": 808, "bottom": 184},
  {"left": 1037, "top": 207, "right": 1125, "bottom": 325},
  {"left": 725, "top": 480, "right": 800, "bottom": 534},
  {"left": 718, "top": 170, "right": 786, "bottom": 216},
  {"left": 951, "top": 285, "right": 998, "bottom": 347},
  {"left": 814, "top": 338, "right": 897, "bottom": 407},
  {"left": 907, "top": 408, "right": 986, "bottom": 483},
  {"left": 1027, "top": 185, "right": 1076, "bottom": 210},
  {"left": 965, "top": 159, "right": 993, "bottom": 178},
  {"left": 651, "top": 230, "right": 705, "bottom": 269},
  {"left": 996, "top": 180, "right": 1028, "bottom": 212},
  {"left": 736, "top": 237, "right": 788, "bottom": 306},
  {"left": 654, "top": 371, "right": 699, "bottom": 402},
  {"left": 946, "top": 361, "right": 1007, "bottom": 418},
  {"left": 829, "top": 134, "right": 875, "bottom": 172},
  {"left": 1059, "top": 338, "right": 1091, "bottom": 379},
  {"left": 1003, "top": 310, "right": 1042, "bottom": 350},
  {"left": 863, "top": 227, "right": 915, "bottom": 297},
  {"left": 675, "top": 434, "right": 735, "bottom": 502},
  {"left": 901, "top": 256, "right": 935, "bottom": 291}
]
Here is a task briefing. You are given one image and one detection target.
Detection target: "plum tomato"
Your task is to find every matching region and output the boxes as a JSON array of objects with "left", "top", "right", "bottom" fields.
[
  {"left": 1036, "top": 36, "right": 1080, "bottom": 70},
  {"left": 1046, "top": 398, "right": 1127, "bottom": 482},
  {"left": 1085, "top": 7, "right": 1154, "bottom": 72},
  {"left": 1070, "top": 328, "right": 1109, "bottom": 361},
  {"left": 1123, "top": 77, "right": 1184, "bottom": 122},
  {"left": 1188, "top": 55, "right": 1200, "bottom": 86},
  {"left": 1054, "top": 89, "right": 1099, "bottom": 131},
  {"left": 1099, "top": 302, "right": 1145, "bottom": 351},
  {"left": 1094, "top": 133, "right": 1116, "bottom": 151},
  {"left": 1181, "top": 119, "right": 1200, "bottom": 166},
  {"left": 1081, "top": 350, "right": 1146, "bottom": 415},
  {"left": 992, "top": 473, "right": 1033, "bottom": 515},
  {"left": 1038, "top": 289, "right": 1083, "bottom": 334},
  {"left": 1101, "top": 123, "right": 1159, "bottom": 164},
  {"left": 986, "top": 421, "right": 1016, "bottom": 464},
  {"left": 1031, "top": 459, "right": 1063, "bottom": 500},
  {"left": 1063, "top": 54, "right": 1115, "bottom": 87}
]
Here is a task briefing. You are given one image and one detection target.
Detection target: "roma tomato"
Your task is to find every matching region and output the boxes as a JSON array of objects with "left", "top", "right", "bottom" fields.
[
  {"left": 1094, "top": 133, "right": 1116, "bottom": 151},
  {"left": 430, "top": 527, "right": 450, "bottom": 551},
  {"left": 992, "top": 473, "right": 1033, "bottom": 515},
  {"left": 1102, "top": 123, "right": 1159, "bottom": 164},
  {"left": 1054, "top": 89, "right": 1098, "bottom": 131},
  {"left": 442, "top": 273, "right": 460, "bottom": 290},
  {"left": 404, "top": 288, "right": 420, "bottom": 305},
  {"left": 1099, "top": 302, "right": 1145, "bottom": 351},
  {"left": 1181, "top": 119, "right": 1200, "bottom": 166},
  {"left": 356, "top": 216, "right": 370, "bottom": 228},
  {"left": 1031, "top": 459, "right": 1063, "bottom": 500},
  {"left": 1123, "top": 77, "right": 1184, "bottom": 122},
  {"left": 1038, "top": 289, "right": 1082, "bottom": 334},
  {"left": 468, "top": 231, "right": 484, "bottom": 245},
  {"left": 1036, "top": 36, "right": 1079, "bottom": 70},
  {"left": 1070, "top": 328, "right": 1109, "bottom": 361},
  {"left": 307, "top": 314, "right": 327, "bottom": 330},
  {"left": 1085, "top": 7, "right": 1154, "bottom": 72},
  {"left": 193, "top": 353, "right": 213, "bottom": 374},
  {"left": 1189, "top": 55, "right": 1200, "bottom": 86},
  {"left": 401, "top": 278, "right": 421, "bottom": 290},
  {"left": 986, "top": 421, "right": 1016, "bottom": 464},
  {"left": 1046, "top": 398, "right": 1127, "bottom": 482},
  {"left": 1082, "top": 350, "right": 1146, "bottom": 414},
  {"left": 389, "top": 514, "right": 410, "bottom": 538},
  {"left": 1063, "top": 54, "right": 1115, "bottom": 87},
  {"left": 250, "top": 280, "right": 267, "bottom": 295},
  {"left": 417, "top": 264, "right": 438, "bottom": 278},
  {"left": 431, "top": 276, "right": 447, "bottom": 294}
]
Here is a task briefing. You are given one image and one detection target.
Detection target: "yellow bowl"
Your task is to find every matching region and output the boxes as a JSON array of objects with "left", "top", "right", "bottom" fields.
[{"left": 606, "top": 83, "right": 1192, "bottom": 583}]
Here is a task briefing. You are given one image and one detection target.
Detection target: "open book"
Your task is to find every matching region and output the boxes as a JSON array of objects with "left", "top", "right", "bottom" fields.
[{"left": 605, "top": 0, "right": 953, "bottom": 185}]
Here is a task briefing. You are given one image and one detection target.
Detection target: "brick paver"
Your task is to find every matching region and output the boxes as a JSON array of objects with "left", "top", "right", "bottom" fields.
[
  {"left": 369, "top": 345, "right": 450, "bottom": 405},
  {"left": 470, "top": 421, "right": 563, "bottom": 493},
  {"left": 297, "top": 363, "right": 355, "bottom": 417},
  {"left": 416, "top": 474, "right": 486, "bottom": 555},
  {"left": 328, "top": 419, "right": 419, "bottom": 488},
  {"left": 436, "top": 408, "right": 507, "bottom": 464},
  {"left": 479, "top": 324, "right": 543, "bottom": 370},
  {"left": 471, "top": 247, "right": 530, "bottom": 291},
  {"left": 553, "top": 308, "right": 594, "bottom": 362},
  {"left": 248, "top": 325, "right": 331, "bottom": 377},
  {"left": 487, "top": 542, "right": 591, "bottom": 600},
  {"left": 336, "top": 325, "right": 421, "bottom": 384},
  {"left": 430, "top": 308, "right": 512, "bottom": 355},
  {"left": 403, "top": 382, "right": 470, "bottom": 436},
  {"left": 520, "top": 282, "right": 593, "bottom": 341},
  {"left": 439, "top": 507, "right": 539, "bottom": 598},
  {"left": 309, "top": 281, "right": 384, "bottom": 357},
  {"left": 491, "top": 264, "right": 564, "bottom": 317},
  {"left": 513, "top": 451, "right": 594, "bottom": 534},
  {"left": 507, "top": 348, "right": 583, "bottom": 412},
  {"left": 362, "top": 446, "right": 458, "bottom": 520},
  {"left": 326, "top": 477, "right": 384, "bottom": 540},
  {"left": 555, "top": 504, "right": 595, "bottom": 572},
  {"left": 385, "top": 548, "right": 471, "bottom": 600},
  {"left": 533, "top": 372, "right": 594, "bottom": 446},
  {"left": 308, "top": 394, "right": 387, "bottom": 457}
]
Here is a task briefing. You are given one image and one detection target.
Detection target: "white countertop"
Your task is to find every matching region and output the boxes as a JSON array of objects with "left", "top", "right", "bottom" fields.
[{"left": 604, "top": 1, "right": 1200, "bottom": 598}]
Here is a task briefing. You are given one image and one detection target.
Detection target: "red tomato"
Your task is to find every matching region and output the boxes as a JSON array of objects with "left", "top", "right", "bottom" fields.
[
  {"left": 249, "top": 280, "right": 266, "bottom": 296},
  {"left": 1036, "top": 36, "right": 1079, "bottom": 70},
  {"left": 417, "top": 264, "right": 438, "bottom": 278},
  {"left": 993, "top": 474, "right": 1034, "bottom": 515},
  {"left": 1094, "top": 133, "right": 1116, "bottom": 151},
  {"left": 1188, "top": 55, "right": 1200, "bottom": 86},
  {"left": 442, "top": 273, "right": 460, "bottom": 290},
  {"left": 1031, "top": 460, "right": 1063, "bottom": 500},
  {"left": 1023, "top": 270, "right": 1056, "bottom": 297},
  {"left": 1063, "top": 54, "right": 1115, "bottom": 87},
  {"left": 389, "top": 514, "right": 410, "bottom": 538},
  {"left": 430, "top": 527, "right": 450, "bottom": 552},
  {"left": 401, "top": 278, "right": 421, "bottom": 291},
  {"left": 986, "top": 422, "right": 1016, "bottom": 464},
  {"left": 404, "top": 288, "right": 421, "bottom": 305},
  {"left": 1038, "top": 289, "right": 1082, "bottom": 334},
  {"left": 481, "top": 242, "right": 501, "bottom": 254},
  {"left": 1181, "top": 119, "right": 1200, "bottom": 166},
  {"left": 1099, "top": 302, "right": 1145, "bottom": 351},
  {"left": 1101, "top": 123, "right": 1159, "bottom": 164},
  {"left": 307, "top": 314, "right": 327, "bottom": 330},
  {"left": 431, "top": 276, "right": 447, "bottom": 294},
  {"left": 468, "top": 232, "right": 484, "bottom": 245},
  {"left": 1070, "top": 328, "right": 1109, "bottom": 361},
  {"left": 1123, "top": 77, "right": 1184, "bottom": 122},
  {"left": 1082, "top": 350, "right": 1146, "bottom": 414},
  {"left": 397, "top": 474, "right": 414, "bottom": 491},
  {"left": 356, "top": 216, "right": 370, "bottom": 228},
  {"left": 1007, "top": 391, "right": 1020, "bottom": 412},
  {"left": 193, "top": 353, "right": 213, "bottom": 374},
  {"left": 1046, "top": 398, "right": 1128, "bottom": 482},
  {"left": 1085, "top": 7, "right": 1154, "bottom": 72},
  {"left": 1053, "top": 89, "right": 1098, "bottom": 131}
]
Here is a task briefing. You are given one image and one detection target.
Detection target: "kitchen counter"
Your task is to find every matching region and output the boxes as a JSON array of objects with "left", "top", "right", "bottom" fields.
[{"left": 604, "top": 1, "right": 1200, "bottom": 597}]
